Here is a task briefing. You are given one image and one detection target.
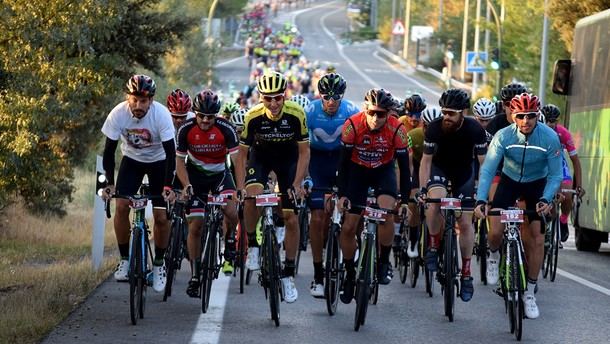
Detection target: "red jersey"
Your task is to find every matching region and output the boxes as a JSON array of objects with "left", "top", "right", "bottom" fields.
[{"left": 341, "top": 112, "right": 409, "bottom": 168}]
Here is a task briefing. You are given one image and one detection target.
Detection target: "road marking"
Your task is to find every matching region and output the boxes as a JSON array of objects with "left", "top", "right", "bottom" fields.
[
  {"left": 556, "top": 268, "right": 610, "bottom": 297},
  {"left": 372, "top": 51, "right": 442, "bottom": 98},
  {"left": 216, "top": 55, "right": 245, "bottom": 67},
  {"left": 189, "top": 275, "right": 231, "bottom": 344}
]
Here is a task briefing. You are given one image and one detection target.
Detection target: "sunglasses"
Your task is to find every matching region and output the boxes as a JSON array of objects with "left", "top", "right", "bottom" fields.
[
  {"left": 441, "top": 109, "right": 463, "bottom": 116},
  {"left": 322, "top": 94, "right": 342, "bottom": 101},
  {"left": 366, "top": 109, "right": 388, "bottom": 118},
  {"left": 514, "top": 112, "right": 538, "bottom": 120},
  {"left": 171, "top": 114, "right": 188, "bottom": 119},
  {"left": 545, "top": 119, "right": 558, "bottom": 124},
  {"left": 195, "top": 112, "right": 216, "bottom": 120},
  {"left": 262, "top": 94, "right": 285, "bottom": 102}
]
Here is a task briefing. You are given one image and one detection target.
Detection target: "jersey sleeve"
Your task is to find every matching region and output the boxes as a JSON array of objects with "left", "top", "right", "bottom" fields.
[
  {"left": 240, "top": 111, "right": 255, "bottom": 147},
  {"left": 175, "top": 121, "right": 191, "bottom": 158},
  {"left": 297, "top": 110, "right": 309, "bottom": 142},
  {"left": 474, "top": 122, "right": 488, "bottom": 156},
  {"left": 157, "top": 104, "right": 176, "bottom": 142},
  {"left": 101, "top": 105, "right": 122, "bottom": 141},
  {"left": 423, "top": 121, "right": 439, "bottom": 155},
  {"left": 218, "top": 118, "right": 239, "bottom": 154},
  {"left": 476, "top": 133, "right": 505, "bottom": 202},
  {"left": 394, "top": 123, "right": 409, "bottom": 152},
  {"left": 542, "top": 134, "right": 564, "bottom": 202},
  {"left": 341, "top": 118, "right": 356, "bottom": 147},
  {"left": 560, "top": 126, "right": 578, "bottom": 156}
]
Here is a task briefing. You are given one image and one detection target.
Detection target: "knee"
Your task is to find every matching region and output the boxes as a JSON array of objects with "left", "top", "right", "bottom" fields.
[{"left": 284, "top": 212, "right": 297, "bottom": 228}]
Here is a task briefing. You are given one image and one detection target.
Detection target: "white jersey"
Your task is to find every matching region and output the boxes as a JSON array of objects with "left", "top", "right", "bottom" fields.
[{"left": 101, "top": 100, "right": 175, "bottom": 163}]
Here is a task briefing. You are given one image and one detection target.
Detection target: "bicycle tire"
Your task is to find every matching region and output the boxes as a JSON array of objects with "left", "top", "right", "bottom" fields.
[
  {"left": 422, "top": 222, "right": 434, "bottom": 297},
  {"left": 478, "top": 219, "right": 488, "bottom": 285},
  {"left": 324, "top": 224, "right": 341, "bottom": 316},
  {"left": 163, "top": 217, "right": 184, "bottom": 301},
  {"left": 550, "top": 217, "right": 560, "bottom": 282},
  {"left": 443, "top": 216, "right": 456, "bottom": 322},
  {"left": 354, "top": 234, "right": 372, "bottom": 331},
  {"left": 129, "top": 230, "right": 140, "bottom": 325},
  {"left": 200, "top": 227, "right": 217, "bottom": 314},
  {"left": 237, "top": 224, "right": 247, "bottom": 294},
  {"left": 264, "top": 225, "right": 281, "bottom": 326},
  {"left": 409, "top": 256, "right": 419, "bottom": 288},
  {"left": 295, "top": 207, "right": 309, "bottom": 276},
  {"left": 398, "top": 226, "right": 408, "bottom": 284}
]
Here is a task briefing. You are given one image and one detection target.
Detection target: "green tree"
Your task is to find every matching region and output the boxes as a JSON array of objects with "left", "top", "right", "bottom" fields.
[
  {"left": 549, "top": 0, "right": 610, "bottom": 52},
  {"left": 0, "top": 0, "right": 194, "bottom": 215}
]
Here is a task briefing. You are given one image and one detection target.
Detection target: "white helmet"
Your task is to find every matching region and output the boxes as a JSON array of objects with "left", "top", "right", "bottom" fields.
[
  {"left": 290, "top": 94, "right": 311, "bottom": 110},
  {"left": 231, "top": 108, "right": 248, "bottom": 127},
  {"left": 422, "top": 107, "right": 442, "bottom": 124},
  {"left": 472, "top": 98, "right": 496, "bottom": 119},
  {"left": 538, "top": 111, "right": 545, "bottom": 123}
]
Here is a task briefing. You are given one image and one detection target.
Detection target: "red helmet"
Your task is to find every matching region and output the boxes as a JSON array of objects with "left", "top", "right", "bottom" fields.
[
  {"left": 510, "top": 93, "right": 540, "bottom": 113},
  {"left": 166, "top": 89, "right": 192, "bottom": 114}
]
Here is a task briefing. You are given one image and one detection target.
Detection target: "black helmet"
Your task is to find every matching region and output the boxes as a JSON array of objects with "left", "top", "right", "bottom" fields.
[
  {"left": 439, "top": 88, "right": 470, "bottom": 110},
  {"left": 192, "top": 89, "right": 221, "bottom": 114},
  {"left": 126, "top": 74, "right": 156, "bottom": 97},
  {"left": 364, "top": 88, "right": 395, "bottom": 110},
  {"left": 500, "top": 83, "right": 527, "bottom": 102},
  {"left": 540, "top": 104, "right": 561, "bottom": 122},
  {"left": 318, "top": 73, "right": 347, "bottom": 96},
  {"left": 405, "top": 94, "right": 427, "bottom": 114}
]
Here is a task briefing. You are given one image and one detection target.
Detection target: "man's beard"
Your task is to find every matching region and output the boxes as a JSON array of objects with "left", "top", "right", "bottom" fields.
[{"left": 441, "top": 118, "right": 460, "bottom": 133}]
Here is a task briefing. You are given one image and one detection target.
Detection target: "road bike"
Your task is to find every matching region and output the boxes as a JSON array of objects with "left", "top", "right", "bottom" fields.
[
  {"left": 473, "top": 217, "right": 488, "bottom": 285},
  {"left": 163, "top": 196, "right": 188, "bottom": 301},
  {"left": 543, "top": 188, "right": 578, "bottom": 282}
]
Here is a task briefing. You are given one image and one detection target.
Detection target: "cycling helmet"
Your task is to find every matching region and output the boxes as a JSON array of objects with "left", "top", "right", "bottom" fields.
[
  {"left": 422, "top": 107, "right": 442, "bottom": 124},
  {"left": 500, "top": 83, "right": 527, "bottom": 102},
  {"left": 317, "top": 73, "right": 347, "bottom": 96},
  {"left": 257, "top": 71, "right": 287, "bottom": 95},
  {"left": 222, "top": 102, "right": 239, "bottom": 115},
  {"left": 364, "top": 88, "right": 395, "bottom": 111},
  {"left": 290, "top": 94, "right": 311, "bottom": 109},
  {"left": 192, "top": 89, "right": 221, "bottom": 114},
  {"left": 472, "top": 98, "right": 496, "bottom": 119},
  {"left": 166, "top": 89, "right": 192, "bottom": 114},
  {"left": 404, "top": 94, "right": 427, "bottom": 115},
  {"left": 439, "top": 88, "right": 470, "bottom": 110},
  {"left": 231, "top": 108, "right": 248, "bottom": 127},
  {"left": 540, "top": 104, "right": 561, "bottom": 122},
  {"left": 126, "top": 74, "right": 156, "bottom": 97},
  {"left": 510, "top": 93, "right": 540, "bottom": 114},
  {"left": 538, "top": 111, "right": 545, "bottom": 123}
]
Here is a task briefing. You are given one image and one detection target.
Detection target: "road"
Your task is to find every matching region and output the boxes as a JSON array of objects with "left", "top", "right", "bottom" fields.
[{"left": 44, "top": 2, "right": 610, "bottom": 343}]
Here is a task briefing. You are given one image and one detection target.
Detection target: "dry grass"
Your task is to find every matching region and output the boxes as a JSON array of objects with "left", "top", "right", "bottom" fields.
[{"left": 0, "top": 166, "right": 117, "bottom": 344}]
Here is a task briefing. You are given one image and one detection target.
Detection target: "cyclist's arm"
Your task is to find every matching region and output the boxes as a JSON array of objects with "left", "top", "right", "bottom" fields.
[
  {"left": 102, "top": 137, "right": 118, "bottom": 185},
  {"left": 476, "top": 135, "right": 504, "bottom": 203},
  {"left": 336, "top": 143, "right": 353, "bottom": 198},
  {"left": 395, "top": 149, "right": 411, "bottom": 203},
  {"left": 542, "top": 137, "right": 563, "bottom": 202},
  {"left": 293, "top": 140, "right": 310, "bottom": 187},
  {"left": 418, "top": 153, "right": 432, "bottom": 191},
  {"left": 235, "top": 144, "right": 249, "bottom": 190},
  {"left": 162, "top": 139, "right": 176, "bottom": 188},
  {"left": 569, "top": 154, "right": 583, "bottom": 190}
]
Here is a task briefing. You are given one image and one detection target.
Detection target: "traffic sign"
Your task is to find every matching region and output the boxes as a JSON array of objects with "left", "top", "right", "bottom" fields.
[
  {"left": 392, "top": 20, "right": 405, "bottom": 35},
  {"left": 466, "top": 51, "right": 488, "bottom": 73}
]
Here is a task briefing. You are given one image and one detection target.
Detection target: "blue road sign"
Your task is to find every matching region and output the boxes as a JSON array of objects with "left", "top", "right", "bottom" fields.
[{"left": 466, "top": 51, "right": 488, "bottom": 73}]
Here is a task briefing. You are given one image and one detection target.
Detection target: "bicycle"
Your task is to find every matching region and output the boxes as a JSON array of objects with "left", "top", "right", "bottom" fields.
[
  {"left": 235, "top": 203, "right": 248, "bottom": 294},
  {"left": 199, "top": 193, "right": 232, "bottom": 314},
  {"left": 473, "top": 216, "right": 488, "bottom": 285},
  {"left": 425, "top": 197, "right": 474, "bottom": 322},
  {"left": 294, "top": 191, "right": 310, "bottom": 276},
  {"left": 486, "top": 208, "right": 536, "bottom": 341},
  {"left": 104, "top": 185, "right": 165, "bottom": 325},
  {"left": 543, "top": 188, "right": 578, "bottom": 282},
  {"left": 163, "top": 196, "right": 188, "bottom": 302}
]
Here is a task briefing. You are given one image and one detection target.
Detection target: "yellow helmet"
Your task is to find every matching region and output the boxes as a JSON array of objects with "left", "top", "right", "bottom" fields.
[{"left": 257, "top": 71, "right": 287, "bottom": 95}]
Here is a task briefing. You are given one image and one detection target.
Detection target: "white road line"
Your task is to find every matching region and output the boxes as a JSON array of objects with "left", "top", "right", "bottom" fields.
[
  {"left": 216, "top": 55, "right": 245, "bottom": 67},
  {"left": 372, "top": 51, "right": 442, "bottom": 98},
  {"left": 556, "top": 268, "right": 610, "bottom": 297},
  {"left": 190, "top": 275, "right": 232, "bottom": 344}
]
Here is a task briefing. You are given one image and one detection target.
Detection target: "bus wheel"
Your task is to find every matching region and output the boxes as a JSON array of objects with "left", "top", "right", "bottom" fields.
[{"left": 575, "top": 227, "right": 602, "bottom": 252}]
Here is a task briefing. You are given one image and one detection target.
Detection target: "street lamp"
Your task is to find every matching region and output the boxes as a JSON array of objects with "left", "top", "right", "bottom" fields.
[
  {"left": 206, "top": 0, "right": 220, "bottom": 87},
  {"left": 487, "top": 0, "right": 503, "bottom": 93}
]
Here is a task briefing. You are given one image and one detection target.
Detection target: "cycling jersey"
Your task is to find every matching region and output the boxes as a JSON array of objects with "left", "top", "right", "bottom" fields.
[
  {"left": 102, "top": 100, "right": 175, "bottom": 163},
  {"left": 423, "top": 117, "right": 487, "bottom": 185},
  {"left": 477, "top": 123, "right": 563, "bottom": 203},
  {"left": 305, "top": 99, "right": 359, "bottom": 151},
  {"left": 398, "top": 116, "right": 421, "bottom": 133},
  {"left": 553, "top": 124, "right": 577, "bottom": 156},
  {"left": 407, "top": 127, "right": 424, "bottom": 163},
  {"left": 176, "top": 117, "right": 239, "bottom": 175},
  {"left": 486, "top": 113, "right": 511, "bottom": 136}
]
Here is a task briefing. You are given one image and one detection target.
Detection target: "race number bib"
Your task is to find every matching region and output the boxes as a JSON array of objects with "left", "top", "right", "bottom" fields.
[
  {"left": 208, "top": 194, "right": 230, "bottom": 206},
  {"left": 500, "top": 210, "right": 524, "bottom": 223},
  {"left": 129, "top": 197, "right": 148, "bottom": 210},
  {"left": 440, "top": 198, "right": 461, "bottom": 210},
  {"left": 256, "top": 194, "right": 280, "bottom": 207},
  {"left": 364, "top": 207, "right": 387, "bottom": 222}
]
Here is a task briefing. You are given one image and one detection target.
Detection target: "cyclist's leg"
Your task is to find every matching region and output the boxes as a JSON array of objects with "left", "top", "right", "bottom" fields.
[
  {"left": 453, "top": 173, "right": 476, "bottom": 274},
  {"left": 520, "top": 178, "right": 547, "bottom": 282},
  {"left": 275, "top": 160, "right": 299, "bottom": 273},
  {"left": 424, "top": 165, "right": 448, "bottom": 271},
  {"left": 114, "top": 157, "right": 145, "bottom": 259},
  {"left": 147, "top": 159, "right": 171, "bottom": 262},
  {"left": 559, "top": 174, "right": 573, "bottom": 242},
  {"left": 375, "top": 163, "right": 399, "bottom": 284},
  {"left": 244, "top": 154, "right": 268, "bottom": 242}
]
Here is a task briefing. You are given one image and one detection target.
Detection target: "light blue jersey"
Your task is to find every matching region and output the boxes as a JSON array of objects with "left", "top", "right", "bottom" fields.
[{"left": 305, "top": 99, "right": 359, "bottom": 151}]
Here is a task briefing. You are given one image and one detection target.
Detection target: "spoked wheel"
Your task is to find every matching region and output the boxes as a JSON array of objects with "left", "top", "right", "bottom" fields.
[
  {"left": 443, "top": 231, "right": 456, "bottom": 322},
  {"left": 129, "top": 230, "right": 141, "bottom": 325},
  {"left": 265, "top": 227, "right": 281, "bottom": 327},
  {"left": 515, "top": 289, "right": 524, "bottom": 341},
  {"left": 200, "top": 230, "right": 217, "bottom": 314},
  {"left": 354, "top": 237, "right": 372, "bottom": 331},
  {"left": 324, "top": 225, "right": 341, "bottom": 316},
  {"left": 550, "top": 218, "right": 560, "bottom": 282},
  {"left": 543, "top": 219, "right": 557, "bottom": 280},
  {"left": 399, "top": 249, "right": 408, "bottom": 284},
  {"left": 477, "top": 219, "right": 488, "bottom": 285},
  {"left": 163, "top": 218, "right": 184, "bottom": 301},
  {"left": 236, "top": 224, "right": 247, "bottom": 294},
  {"left": 409, "top": 257, "right": 420, "bottom": 288}
]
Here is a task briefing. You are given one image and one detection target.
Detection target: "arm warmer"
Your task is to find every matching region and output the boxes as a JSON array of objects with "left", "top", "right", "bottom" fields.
[
  {"left": 336, "top": 144, "right": 353, "bottom": 198},
  {"left": 395, "top": 150, "right": 411, "bottom": 203},
  {"left": 162, "top": 139, "right": 177, "bottom": 187},
  {"left": 102, "top": 138, "right": 118, "bottom": 185}
]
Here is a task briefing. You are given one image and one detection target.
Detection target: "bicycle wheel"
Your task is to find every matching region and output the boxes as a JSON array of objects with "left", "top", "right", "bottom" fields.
[
  {"left": 550, "top": 217, "right": 560, "bottom": 282},
  {"left": 409, "top": 256, "right": 420, "bottom": 288},
  {"left": 324, "top": 224, "right": 341, "bottom": 316},
  {"left": 422, "top": 223, "right": 434, "bottom": 297},
  {"left": 200, "top": 228, "right": 217, "bottom": 314},
  {"left": 138, "top": 235, "right": 148, "bottom": 320},
  {"left": 478, "top": 219, "right": 488, "bottom": 285},
  {"left": 543, "top": 219, "right": 555, "bottom": 280},
  {"left": 354, "top": 235, "right": 372, "bottom": 331},
  {"left": 129, "top": 229, "right": 141, "bottom": 325},
  {"left": 443, "top": 223, "right": 456, "bottom": 322},
  {"left": 264, "top": 225, "right": 281, "bottom": 326},
  {"left": 163, "top": 217, "right": 184, "bottom": 301},
  {"left": 295, "top": 207, "right": 309, "bottom": 276},
  {"left": 237, "top": 223, "right": 247, "bottom": 294},
  {"left": 398, "top": 228, "right": 408, "bottom": 284}
]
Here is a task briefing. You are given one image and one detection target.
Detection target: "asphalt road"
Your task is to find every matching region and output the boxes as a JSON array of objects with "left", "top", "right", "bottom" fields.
[{"left": 43, "top": 2, "right": 610, "bottom": 343}]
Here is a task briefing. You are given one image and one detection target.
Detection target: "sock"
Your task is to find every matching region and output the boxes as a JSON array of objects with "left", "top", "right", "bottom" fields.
[
  {"left": 153, "top": 246, "right": 166, "bottom": 266},
  {"left": 224, "top": 236, "right": 235, "bottom": 260},
  {"left": 247, "top": 232, "right": 259, "bottom": 247},
  {"left": 409, "top": 226, "right": 419, "bottom": 246},
  {"left": 344, "top": 259, "right": 355, "bottom": 278},
  {"left": 313, "top": 262, "right": 324, "bottom": 283},
  {"left": 560, "top": 213, "right": 568, "bottom": 224},
  {"left": 118, "top": 243, "right": 130, "bottom": 259},
  {"left": 284, "top": 259, "right": 295, "bottom": 277},
  {"left": 462, "top": 257, "right": 472, "bottom": 277},
  {"left": 527, "top": 278, "right": 537, "bottom": 295},
  {"left": 489, "top": 249, "right": 500, "bottom": 261},
  {"left": 380, "top": 244, "right": 392, "bottom": 264},
  {"left": 429, "top": 233, "right": 441, "bottom": 249},
  {"left": 192, "top": 259, "right": 201, "bottom": 278}
]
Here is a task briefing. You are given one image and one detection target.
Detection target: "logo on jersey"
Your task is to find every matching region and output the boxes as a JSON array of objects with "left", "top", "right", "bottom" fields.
[
  {"left": 209, "top": 133, "right": 216, "bottom": 140},
  {"left": 362, "top": 135, "right": 371, "bottom": 145},
  {"left": 313, "top": 127, "right": 343, "bottom": 143},
  {"left": 124, "top": 128, "right": 152, "bottom": 149}
]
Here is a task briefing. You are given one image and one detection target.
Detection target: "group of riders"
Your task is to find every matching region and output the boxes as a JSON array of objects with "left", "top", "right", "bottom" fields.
[{"left": 100, "top": 67, "right": 584, "bottom": 326}]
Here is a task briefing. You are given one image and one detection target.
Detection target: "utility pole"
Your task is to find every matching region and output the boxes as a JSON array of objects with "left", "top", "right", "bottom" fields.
[
  {"left": 391, "top": 0, "right": 397, "bottom": 52},
  {"left": 460, "top": 0, "right": 470, "bottom": 81},
  {"left": 206, "top": 0, "right": 220, "bottom": 87},
  {"left": 402, "top": 0, "right": 412, "bottom": 61},
  {"left": 483, "top": 2, "right": 490, "bottom": 85},
  {"left": 473, "top": 0, "right": 482, "bottom": 95},
  {"left": 371, "top": 0, "right": 378, "bottom": 31},
  {"left": 538, "top": 0, "right": 550, "bottom": 104},
  {"left": 439, "top": 0, "right": 443, "bottom": 32}
]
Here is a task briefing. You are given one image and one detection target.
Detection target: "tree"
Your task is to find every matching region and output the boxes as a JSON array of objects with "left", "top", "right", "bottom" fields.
[
  {"left": 549, "top": 1, "right": 610, "bottom": 52},
  {"left": 0, "top": 0, "right": 195, "bottom": 215}
]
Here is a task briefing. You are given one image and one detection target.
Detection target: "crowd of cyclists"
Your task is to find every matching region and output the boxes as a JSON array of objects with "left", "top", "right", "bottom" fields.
[{"left": 98, "top": 1, "right": 586, "bottom": 333}]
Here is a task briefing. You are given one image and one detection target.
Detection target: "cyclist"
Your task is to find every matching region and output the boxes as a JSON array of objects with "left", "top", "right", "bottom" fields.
[
  {"left": 399, "top": 94, "right": 427, "bottom": 132},
  {"left": 230, "top": 107, "right": 248, "bottom": 137},
  {"left": 173, "top": 89, "right": 240, "bottom": 297},
  {"left": 472, "top": 97, "right": 496, "bottom": 138},
  {"left": 337, "top": 88, "right": 411, "bottom": 304},
  {"left": 100, "top": 74, "right": 175, "bottom": 292},
  {"left": 404, "top": 107, "right": 441, "bottom": 258},
  {"left": 305, "top": 73, "right": 359, "bottom": 297},
  {"left": 166, "top": 88, "right": 194, "bottom": 131},
  {"left": 541, "top": 104, "right": 585, "bottom": 242},
  {"left": 475, "top": 93, "right": 562, "bottom": 319},
  {"left": 418, "top": 88, "right": 487, "bottom": 302},
  {"left": 234, "top": 71, "right": 310, "bottom": 303},
  {"left": 220, "top": 102, "right": 240, "bottom": 121},
  {"left": 290, "top": 93, "right": 311, "bottom": 111}
]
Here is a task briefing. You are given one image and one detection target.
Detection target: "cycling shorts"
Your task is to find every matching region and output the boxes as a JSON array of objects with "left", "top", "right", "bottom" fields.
[
  {"left": 426, "top": 163, "right": 475, "bottom": 199},
  {"left": 116, "top": 156, "right": 166, "bottom": 208},
  {"left": 187, "top": 165, "right": 235, "bottom": 217},
  {"left": 245, "top": 149, "right": 297, "bottom": 211},
  {"left": 308, "top": 149, "right": 340, "bottom": 209},
  {"left": 344, "top": 161, "right": 397, "bottom": 215},
  {"left": 561, "top": 156, "right": 572, "bottom": 182},
  {"left": 491, "top": 173, "right": 546, "bottom": 222},
  {"left": 410, "top": 159, "right": 420, "bottom": 189}
]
